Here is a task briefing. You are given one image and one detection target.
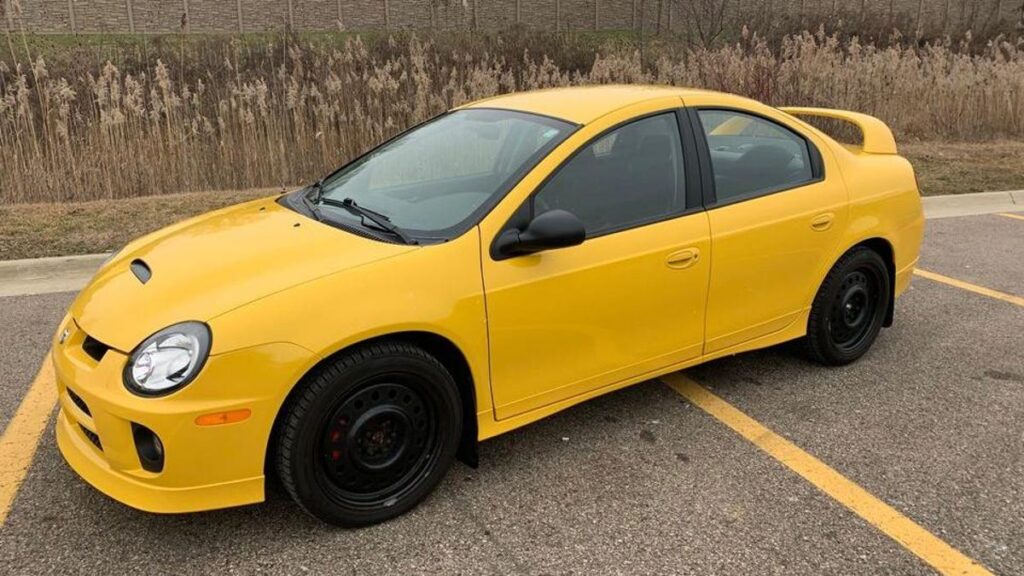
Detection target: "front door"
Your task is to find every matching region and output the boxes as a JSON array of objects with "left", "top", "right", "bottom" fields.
[{"left": 482, "top": 111, "right": 711, "bottom": 420}]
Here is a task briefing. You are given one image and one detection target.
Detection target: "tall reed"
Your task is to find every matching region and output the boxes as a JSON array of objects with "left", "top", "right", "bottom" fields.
[{"left": 1, "top": 30, "right": 1022, "bottom": 204}]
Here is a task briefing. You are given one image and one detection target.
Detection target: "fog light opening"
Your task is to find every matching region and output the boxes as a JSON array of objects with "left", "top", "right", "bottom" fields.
[{"left": 131, "top": 423, "right": 165, "bottom": 473}]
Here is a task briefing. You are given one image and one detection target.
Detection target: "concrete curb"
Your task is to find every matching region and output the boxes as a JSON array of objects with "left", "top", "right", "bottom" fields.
[
  {"left": 922, "top": 190, "right": 1023, "bottom": 219},
  {"left": 1, "top": 191, "right": 1021, "bottom": 299},
  {"left": 0, "top": 253, "right": 110, "bottom": 298}
]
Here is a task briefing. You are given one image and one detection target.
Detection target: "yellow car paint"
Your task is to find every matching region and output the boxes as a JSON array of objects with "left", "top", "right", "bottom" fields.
[
  {"left": 477, "top": 95, "right": 711, "bottom": 420},
  {"left": 54, "top": 316, "right": 312, "bottom": 512},
  {"left": 461, "top": 85, "right": 706, "bottom": 124},
  {"left": 54, "top": 85, "right": 924, "bottom": 514},
  {"left": 682, "top": 94, "right": 853, "bottom": 353},
  {"left": 69, "top": 197, "right": 415, "bottom": 353},
  {"left": 780, "top": 107, "right": 900, "bottom": 154}
]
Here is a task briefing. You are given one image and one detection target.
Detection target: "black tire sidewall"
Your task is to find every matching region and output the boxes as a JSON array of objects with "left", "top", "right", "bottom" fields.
[
  {"left": 280, "top": 347, "right": 462, "bottom": 527},
  {"left": 809, "top": 248, "right": 891, "bottom": 365}
]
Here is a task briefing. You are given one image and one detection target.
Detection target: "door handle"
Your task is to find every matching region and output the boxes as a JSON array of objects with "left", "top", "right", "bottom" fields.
[
  {"left": 810, "top": 212, "right": 835, "bottom": 231},
  {"left": 666, "top": 248, "right": 700, "bottom": 269}
]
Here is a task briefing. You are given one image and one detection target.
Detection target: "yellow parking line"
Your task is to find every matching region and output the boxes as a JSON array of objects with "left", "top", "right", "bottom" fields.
[
  {"left": 914, "top": 269, "right": 1023, "bottom": 307},
  {"left": 998, "top": 212, "right": 1024, "bottom": 221},
  {"left": 0, "top": 355, "right": 57, "bottom": 525},
  {"left": 663, "top": 373, "right": 992, "bottom": 576}
]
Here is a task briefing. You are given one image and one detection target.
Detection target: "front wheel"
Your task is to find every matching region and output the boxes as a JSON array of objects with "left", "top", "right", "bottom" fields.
[
  {"left": 275, "top": 342, "right": 462, "bottom": 527},
  {"left": 804, "top": 247, "right": 891, "bottom": 366}
]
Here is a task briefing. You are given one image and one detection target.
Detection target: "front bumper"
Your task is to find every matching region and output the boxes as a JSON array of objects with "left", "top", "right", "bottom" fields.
[
  {"left": 55, "top": 409, "right": 264, "bottom": 513},
  {"left": 52, "top": 317, "right": 315, "bottom": 513}
]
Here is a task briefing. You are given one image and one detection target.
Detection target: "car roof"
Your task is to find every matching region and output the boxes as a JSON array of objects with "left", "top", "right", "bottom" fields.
[{"left": 459, "top": 85, "right": 720, "bottom": 125}]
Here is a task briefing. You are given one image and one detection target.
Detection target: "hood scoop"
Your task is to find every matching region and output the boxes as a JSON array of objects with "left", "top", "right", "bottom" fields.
[{"left": 130, "top": 259, "right": 152, "bottom": 284}]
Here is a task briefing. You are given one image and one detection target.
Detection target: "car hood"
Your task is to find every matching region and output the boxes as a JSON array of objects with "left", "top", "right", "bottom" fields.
[{"left": 70, "top": 197, "right": 414, "bottom": 353}]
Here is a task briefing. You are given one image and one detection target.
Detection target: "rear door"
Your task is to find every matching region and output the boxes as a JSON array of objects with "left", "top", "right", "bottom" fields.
[{"left": 687, "top": 104, "right": 848, "bottom": 354}]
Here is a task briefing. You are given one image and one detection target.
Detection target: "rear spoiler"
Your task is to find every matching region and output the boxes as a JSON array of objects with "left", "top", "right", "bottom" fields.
[{"left": 779, "top": 107, "right": 898, "bottom": 155}]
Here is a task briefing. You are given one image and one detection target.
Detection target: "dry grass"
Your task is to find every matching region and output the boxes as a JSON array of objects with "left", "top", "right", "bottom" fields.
[
  {"left": 0, "top": 188, "right": 277, "bottom": 260},
  {"left": 1, "top": 29, "right": 1023, "bottom": 205},
  {"left": 902, "top": 140, "right": 1024, "bottom": 196},
  {"left": 2, "top": 141, "right": 1021, "bottom": 261}
]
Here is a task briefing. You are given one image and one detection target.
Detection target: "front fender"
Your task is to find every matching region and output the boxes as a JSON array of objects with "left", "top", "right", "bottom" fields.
[{"left": 207, "top": 229, "right": 492, "bottom": 415}]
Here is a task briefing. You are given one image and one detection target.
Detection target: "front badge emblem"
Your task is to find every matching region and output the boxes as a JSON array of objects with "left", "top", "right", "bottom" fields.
[{"left": 59, "top": 328, "right": 70, "bottom": 345}]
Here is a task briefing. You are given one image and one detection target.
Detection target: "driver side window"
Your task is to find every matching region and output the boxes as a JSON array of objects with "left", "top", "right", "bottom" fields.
[
  {"left": 533, "top": 113, "right": 686, "bottom": 238},
  {"left": 698, "top": 110, "right": 814, "bottom": 203}
]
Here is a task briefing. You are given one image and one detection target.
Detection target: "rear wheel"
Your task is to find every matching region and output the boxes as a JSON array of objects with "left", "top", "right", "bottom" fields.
[
  {"left": 276, "top": 342, "right": 462, "bottom": 527},
  {"left": 805, "top": 247, "right": 891, "bottom": 366}
]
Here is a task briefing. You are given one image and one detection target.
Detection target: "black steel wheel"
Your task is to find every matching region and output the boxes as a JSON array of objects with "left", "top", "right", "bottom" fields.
[
  {"left": 276, "top": 342, "right": 462, "bottom": 527},
  {"left": 805, "top": 246, "right": 891, "bottom": 366},
  {"left": 317, "top": 380, "right": 440, "bottom": 508}
]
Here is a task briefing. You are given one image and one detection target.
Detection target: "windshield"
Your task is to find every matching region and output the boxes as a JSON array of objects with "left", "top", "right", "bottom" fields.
[{"left": 312, "top": 109, "right": 575, "bottom": 241}]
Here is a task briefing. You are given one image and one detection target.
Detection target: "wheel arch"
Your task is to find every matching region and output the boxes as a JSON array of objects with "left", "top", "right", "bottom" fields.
[
  {"left": 265, "top": 331, "right": 479, "bottom": 488},
  {"left": 829, "top": 236, "right": 896, "bottom": 327}
]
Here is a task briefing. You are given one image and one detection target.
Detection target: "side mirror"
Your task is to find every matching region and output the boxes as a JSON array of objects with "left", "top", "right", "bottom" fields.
[{"left": 495, "top": 209, "right": 586, "bottom": 258}]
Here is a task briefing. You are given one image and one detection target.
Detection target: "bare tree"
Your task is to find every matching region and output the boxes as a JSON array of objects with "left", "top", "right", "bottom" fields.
[
  {"left": 988, "top": 0, "right": 1004, "bottom": 29},
  {"left": 733, "top": 0, "right": 746, "bottom": 29},
  {"left": 2, "top": 0, "right": 18, "bottom": 65},
  {"left": 679, "top": 0, "right": 730, "bottom": 47}
]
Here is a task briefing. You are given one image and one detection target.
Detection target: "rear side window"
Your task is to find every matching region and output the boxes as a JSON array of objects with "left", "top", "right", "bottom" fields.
[
  {"left": 533, "top": 113, "right": 685, "bottom": 237},
  {"left": 697, "top": 110, "right": 815, "bottom": 203}
]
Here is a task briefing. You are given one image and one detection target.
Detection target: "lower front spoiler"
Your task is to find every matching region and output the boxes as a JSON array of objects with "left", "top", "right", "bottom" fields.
[{"left": 56, "top": 408, "right": 265, "bottom": 514}]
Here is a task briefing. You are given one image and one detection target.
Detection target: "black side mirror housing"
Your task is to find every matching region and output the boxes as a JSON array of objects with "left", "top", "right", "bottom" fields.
[{"left": 494, "top": 209, "right": 586, "bottom": 259}]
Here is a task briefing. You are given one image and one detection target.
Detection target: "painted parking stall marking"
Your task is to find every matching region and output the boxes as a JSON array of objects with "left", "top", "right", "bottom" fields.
[
  {"left": 662, "top": 373, "right": 993, "bottom": 576},
  {"left": 913, "top": 269, "right": 1024, "bottom": 308},
  {"left": 0, "top": 355, "right": 56, "bottom": 525}
]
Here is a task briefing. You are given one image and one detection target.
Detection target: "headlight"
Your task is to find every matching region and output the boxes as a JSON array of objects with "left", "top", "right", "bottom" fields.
[{"left": 123, "top": 322, "right": 212, "bottom": 396}]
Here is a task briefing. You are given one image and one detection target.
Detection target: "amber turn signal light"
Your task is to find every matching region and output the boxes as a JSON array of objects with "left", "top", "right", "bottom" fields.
[{"left": 195, "top": 409, "right": 252, "bottom": 426}]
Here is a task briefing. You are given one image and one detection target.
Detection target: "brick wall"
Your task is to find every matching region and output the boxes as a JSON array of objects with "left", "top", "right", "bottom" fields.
[{"left": 3, "top": 1, "right": 1020, "bottom": 35}]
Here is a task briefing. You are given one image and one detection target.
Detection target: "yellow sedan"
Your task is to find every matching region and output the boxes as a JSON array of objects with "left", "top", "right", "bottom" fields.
[{"left": 52, "top": 86, "right": 924, "bottom": 526}]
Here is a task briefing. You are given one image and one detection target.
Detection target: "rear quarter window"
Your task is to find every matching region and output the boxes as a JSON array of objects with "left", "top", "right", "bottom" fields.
[{"left": 698, "top": 110, "right": 815, "bottom": 203}]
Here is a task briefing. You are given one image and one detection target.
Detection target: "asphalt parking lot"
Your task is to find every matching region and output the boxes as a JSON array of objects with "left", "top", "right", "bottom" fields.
[{"left": 1, "top": 212, "right": 1021, "bottom": 575}]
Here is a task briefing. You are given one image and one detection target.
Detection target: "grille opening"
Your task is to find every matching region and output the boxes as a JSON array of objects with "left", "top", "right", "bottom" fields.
[
  {"left": 66, "top": 387, "right": 91, "bottom": 416},
  {"left": 81, "top": 335, "right": 110, "bottom": 362},
  {"left": 79, "top": 425, "right": 101, "bottom": 450}
]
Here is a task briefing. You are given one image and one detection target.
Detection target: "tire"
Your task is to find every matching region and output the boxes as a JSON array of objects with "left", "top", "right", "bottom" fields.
[
  {"left": 275, "top": 342, "right": 462, "bottom": 527},
  {"left": 804, "top": 246, "right": 891, "bottom": 366}
]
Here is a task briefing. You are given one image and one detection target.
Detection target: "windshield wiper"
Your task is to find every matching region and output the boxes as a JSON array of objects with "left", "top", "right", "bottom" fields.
[
  {"left": 311, "top": 177, "right": 326, "bottom": 204},
  {"left": 320, "top": 197, "right": 418, "bottom": 245}
]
